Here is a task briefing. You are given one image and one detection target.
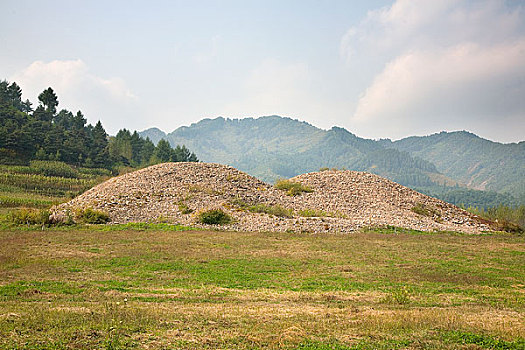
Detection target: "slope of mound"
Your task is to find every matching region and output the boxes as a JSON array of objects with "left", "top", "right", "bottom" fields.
[
  {"left": 55, "top": 162, "right": 491, "bottom": 233},
  {"left": 288, "top": 171, "right": 483, "bottom": 231}
]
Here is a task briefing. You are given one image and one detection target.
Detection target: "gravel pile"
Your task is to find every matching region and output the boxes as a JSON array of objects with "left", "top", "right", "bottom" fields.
[{"left": 53, "top": 162, "right": 491, "bottom": 233}]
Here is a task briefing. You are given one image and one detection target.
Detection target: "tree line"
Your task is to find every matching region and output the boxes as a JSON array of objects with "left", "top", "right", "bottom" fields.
[{"left": 0, "top": 80, "right": 197, "bottom": 169}]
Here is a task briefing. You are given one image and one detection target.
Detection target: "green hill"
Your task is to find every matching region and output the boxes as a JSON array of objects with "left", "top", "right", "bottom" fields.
[
  {"left": 141, "top": 116, "right": 440, "bottom": 187},
  {"left": 380, "top": 131, "right": 525, "bottom": 200}
]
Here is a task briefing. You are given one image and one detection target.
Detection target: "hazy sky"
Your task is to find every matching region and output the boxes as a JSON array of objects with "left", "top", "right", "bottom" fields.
[{"left": 2, "top": 0, "right": 524, "bottom": 142}]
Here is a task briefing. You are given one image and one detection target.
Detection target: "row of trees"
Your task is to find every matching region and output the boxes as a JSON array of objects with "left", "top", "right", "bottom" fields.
[{"left": 0, "top": 80, "right": 197, "bottom": 169}]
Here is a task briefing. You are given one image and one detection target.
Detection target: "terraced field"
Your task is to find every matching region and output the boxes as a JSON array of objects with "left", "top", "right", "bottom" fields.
[{"left": 0, "top": 162, "right": 110, "bottom": 215}]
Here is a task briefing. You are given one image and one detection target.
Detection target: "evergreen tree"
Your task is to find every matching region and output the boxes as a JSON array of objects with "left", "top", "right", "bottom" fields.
[
  {"left": 90, "top": 121, "right": 109, "bottom": 167},
  {"left": 154, "top": 139, "right": 173, "bottom": 163},
  {"left": 0, "top": 80, "right": 198, "bottom": 169},
  {"left": 38, "top": 87, "right": 58, "bottom": 115}
]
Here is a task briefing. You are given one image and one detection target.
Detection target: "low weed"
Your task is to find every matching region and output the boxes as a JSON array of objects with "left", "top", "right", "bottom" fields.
[
  {"left": 177, "top": 202, "right": 193, "bottom": 214},
  {"left": 248, "top": 203, "right": 293, "bottom": 218},
  {"left": 411, "top": 202, "right": 441, "bottom": 220},
  {"left": 382, "top": 286, "right": 412, "bottom": 305}
]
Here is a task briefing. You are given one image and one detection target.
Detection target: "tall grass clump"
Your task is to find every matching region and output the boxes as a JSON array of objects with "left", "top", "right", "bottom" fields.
[
  {"left": 467, "top": 205, "right": 524, "bottom": 233},
  {"left": 75, "top": 207, "right": 110, "bottom": 224},
  {"left": 5, "top": 209, "right": 51, "bottom": 226},
  {"left": 275, "top": 179, "right": 313, "bottom": 196}
]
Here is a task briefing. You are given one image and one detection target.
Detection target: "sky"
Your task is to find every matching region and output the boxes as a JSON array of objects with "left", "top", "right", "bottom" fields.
[{"left": 1, "top": 0, "right": 524, "bottom": 143}]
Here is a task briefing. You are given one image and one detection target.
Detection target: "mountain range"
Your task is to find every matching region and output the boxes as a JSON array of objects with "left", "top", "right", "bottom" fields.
[{"left": 140, "top": 116, "right": 524, "bottom": 207}]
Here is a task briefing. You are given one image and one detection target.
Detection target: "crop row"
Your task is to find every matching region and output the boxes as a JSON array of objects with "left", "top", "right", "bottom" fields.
[{"left": 0, "top": 172, "right": 99, "bottom": 193}]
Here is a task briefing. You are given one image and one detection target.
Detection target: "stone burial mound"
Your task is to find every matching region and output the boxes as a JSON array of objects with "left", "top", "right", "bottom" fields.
[{"left": 53, "top": 162, "right": 492, "bottom": 233}]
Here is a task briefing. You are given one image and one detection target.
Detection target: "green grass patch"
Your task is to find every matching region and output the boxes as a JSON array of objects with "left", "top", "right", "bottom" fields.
[
  {"left": 298, "top": 208, "right": 328, "bottom": 217},
  {"left": 0, "top": 280, "right": 83, "bottom": 298},
  {"left": 275, "top": 179, "right": 313, "bottom": 196},
  {"left": 441, "top": 330, "right": 525, "bottom": 349}
]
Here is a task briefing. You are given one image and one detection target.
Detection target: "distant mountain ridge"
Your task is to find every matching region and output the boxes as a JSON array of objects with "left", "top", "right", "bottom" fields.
[
  {"left": 140, "top": 116, "right": 524, "bottom": 204},
  {"left": 380, "top": 131, "right": 525, "bottom": 198},
  {"left": 141, "top": 116, "right": 440, "bottom": 189}
]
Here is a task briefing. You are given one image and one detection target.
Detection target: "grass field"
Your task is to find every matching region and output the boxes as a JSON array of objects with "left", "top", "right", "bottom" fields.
[{"left": 0, "top": 226, "right": 523, "bottom": 349}]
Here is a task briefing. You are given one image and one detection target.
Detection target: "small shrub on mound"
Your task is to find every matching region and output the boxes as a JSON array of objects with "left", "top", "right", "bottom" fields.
[
  {"left": 198, "top": 209, "right": 232, "bottom": 225},
  {"left": 75, "top": 208, "right": 110, "bottom": 224},
  {"left": 5, "top": 209, "right": 51, "bottom": 226},
  {"left": 275, "top": 179, "right": 313, "bottom": 196},
  {"left": 411, "top": 202, "right": 441, "bottom": 220},
  {"left": 178, "top": 202, "right": 193, "bottom": 214}
]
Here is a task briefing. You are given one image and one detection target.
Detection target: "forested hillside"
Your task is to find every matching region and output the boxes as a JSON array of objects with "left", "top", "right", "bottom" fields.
[
  {"left": 142, "top": 116, "right": 440, "bottom": 187},
  {"left": 0, "top": 80, "right": 197, "bottom": 170},
  {"left": 380, "top": 131, "right": 525, "bottom": 201}
]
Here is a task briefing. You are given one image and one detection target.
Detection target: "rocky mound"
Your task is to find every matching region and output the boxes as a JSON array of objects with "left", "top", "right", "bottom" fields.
[{"left": 54, "top": 162, "right": 491, "bottom": 233}]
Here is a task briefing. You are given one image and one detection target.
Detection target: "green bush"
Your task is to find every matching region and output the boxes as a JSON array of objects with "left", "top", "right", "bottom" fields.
[
  {"left": 30, "top": 160, "right": 79, "bottom": 178},
  {"left": 275, "top": 179, "right": 313, "bottom": 196},
  {"left": 198, "top": 209, "right": 232, "bottom": 225},
  {"left": 5, "top": 209, "right": 51, "bottom": 226},
  {"left": 75, "top": 207, "right": 110, "bottom": 224}
]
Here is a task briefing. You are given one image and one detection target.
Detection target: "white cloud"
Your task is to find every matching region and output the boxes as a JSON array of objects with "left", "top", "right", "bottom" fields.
[
  {"left": 11, "top": 59, "right": 139, "bottom": 133},
  {"left": 340, "top": 0, "right": 525, "bottom": 142},
  {"left": 354, "top": 41, "right": 525, "bottom": 137}
]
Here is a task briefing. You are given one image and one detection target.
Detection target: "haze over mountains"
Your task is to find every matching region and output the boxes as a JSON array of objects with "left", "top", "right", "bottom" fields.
[{"left": 140, "top": 116, "right": 524, "bottom": 207}]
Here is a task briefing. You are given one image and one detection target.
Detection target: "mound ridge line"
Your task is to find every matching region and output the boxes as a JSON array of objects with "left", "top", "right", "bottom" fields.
[{"left": 54, "top": 162, "right": 490, "bottom": 233}]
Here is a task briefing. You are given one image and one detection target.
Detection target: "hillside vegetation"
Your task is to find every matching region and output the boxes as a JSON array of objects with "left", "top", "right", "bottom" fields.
[{"left": 0, "top": 161, "right": 111, "bottom": 220}]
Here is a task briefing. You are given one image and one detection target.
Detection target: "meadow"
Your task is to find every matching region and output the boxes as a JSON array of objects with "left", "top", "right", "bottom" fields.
[{"left": 0, "top": 226, "right": 524, "bottom": 349}]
